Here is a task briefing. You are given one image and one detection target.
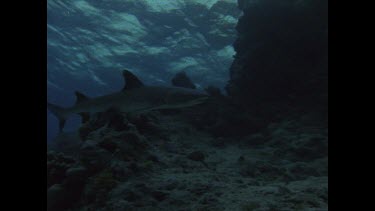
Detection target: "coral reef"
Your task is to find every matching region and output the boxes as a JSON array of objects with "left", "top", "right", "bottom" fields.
[{"left": 48, "top": 103, "right": 327, "bottom": 210}]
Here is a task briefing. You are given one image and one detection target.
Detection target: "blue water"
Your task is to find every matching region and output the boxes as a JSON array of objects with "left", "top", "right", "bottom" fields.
[{"left": 47, "top": 0, "right": 241, "bottom": 142}]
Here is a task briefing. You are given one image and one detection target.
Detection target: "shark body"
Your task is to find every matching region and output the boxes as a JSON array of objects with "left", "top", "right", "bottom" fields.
[{"left": 47, "top": 70, "right": 209, "bottom": 131}]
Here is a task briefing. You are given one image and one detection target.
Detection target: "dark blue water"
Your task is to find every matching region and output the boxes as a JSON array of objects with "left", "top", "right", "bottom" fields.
[{"left": 47, "top": 0, "right": 241, "bottom": 142}]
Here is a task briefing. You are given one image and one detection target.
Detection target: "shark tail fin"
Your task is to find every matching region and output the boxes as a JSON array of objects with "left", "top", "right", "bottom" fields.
[{"left": 47, "top": 102, "right": 68, "bottom": 132}]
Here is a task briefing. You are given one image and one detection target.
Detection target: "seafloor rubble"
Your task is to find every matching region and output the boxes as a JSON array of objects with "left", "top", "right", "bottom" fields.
[{"left": 47, "top": 100, "right": 327, "bottom": 211}]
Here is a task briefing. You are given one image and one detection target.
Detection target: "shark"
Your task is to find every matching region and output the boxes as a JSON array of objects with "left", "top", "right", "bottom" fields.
[{"left": 47, "top": 70, "right": 209, "bottom": 131}]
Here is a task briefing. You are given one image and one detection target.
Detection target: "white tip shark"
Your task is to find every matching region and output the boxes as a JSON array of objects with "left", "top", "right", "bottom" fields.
[{"left": 47, "top": 70, "right": 209, "bottom": 131}]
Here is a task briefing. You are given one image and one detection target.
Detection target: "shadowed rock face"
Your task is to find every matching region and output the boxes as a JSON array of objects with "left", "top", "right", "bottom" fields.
[{"left": 226, "top": 0, "right": 328, "bottom": 116}]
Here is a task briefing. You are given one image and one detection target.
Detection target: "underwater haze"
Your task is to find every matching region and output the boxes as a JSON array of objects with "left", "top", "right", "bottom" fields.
[
  {"left": 47, "top": 0, "right": 328, "bottom": 210},
  {"left": 47, "top": 0, "right": 241, "bottom": 142}
]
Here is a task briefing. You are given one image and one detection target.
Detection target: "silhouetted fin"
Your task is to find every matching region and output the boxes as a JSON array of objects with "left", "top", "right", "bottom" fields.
[
  {"left": 171, "top": 71, "right": 196, "bottom": 89},
  {"left": 79, "top": 112, "right": 90, "bottom": 123},
  {"left": 122, "top": 69, "right": 144, "bottom": 91},
  {"left": 75, "top": 91, "right": 90, "bottom": 105},
  {"left": 47, "top": 102, "right": 67, "bottom": 132}
]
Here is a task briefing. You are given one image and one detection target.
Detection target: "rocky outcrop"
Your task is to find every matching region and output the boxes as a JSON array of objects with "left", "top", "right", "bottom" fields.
[{"left": 226, "top": 0, "right": 328, "bottom": 117}]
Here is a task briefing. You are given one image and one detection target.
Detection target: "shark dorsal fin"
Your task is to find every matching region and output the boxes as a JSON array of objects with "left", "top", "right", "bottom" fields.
[
  {"left": 122, "top": 70, "right": 144, "bottom": 91},
  {"left": 171, "top": 71, "right": 196, "bottom": 89},
  {"left": 75, "top": 91, "right": 89, "bottom": 105}
]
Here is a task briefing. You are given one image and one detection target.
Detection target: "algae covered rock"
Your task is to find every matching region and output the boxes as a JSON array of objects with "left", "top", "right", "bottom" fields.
[
  {"left": 65, "top": 166, "right": 88, "bottom": 185},
  {"left": 187, "top": 151, "right": 205, "bottom": 162},
  {"left": 79, "top": 140, "right": 112, "bottom": 173},
  {"left": 47, "top": 151, "right": 76, "bottom": 189},
  {"left": 47, "top": 184, "right": 67, "bottom": 211},
  {"left": 82, "top": 169, "right": 119, "bottom": 207}
]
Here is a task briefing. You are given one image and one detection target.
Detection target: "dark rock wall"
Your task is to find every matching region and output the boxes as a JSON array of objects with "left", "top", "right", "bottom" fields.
[{"left": 226, "top": 0, "right": 328, "bottom": 116}]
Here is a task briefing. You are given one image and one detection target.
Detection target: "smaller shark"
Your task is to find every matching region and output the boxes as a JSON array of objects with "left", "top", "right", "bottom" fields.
[{"left": 47, "top": 70, "right": 209, "bottom": 131}]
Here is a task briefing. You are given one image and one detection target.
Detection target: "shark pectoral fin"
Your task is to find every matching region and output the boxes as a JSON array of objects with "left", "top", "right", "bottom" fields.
[
  {"left": 47, "top": 102, "right": 68, "bottom": 132},
  {"left": 122, "top": 69, "right": 144, "bottom": 91},
  {"left": 79, "top": 112, "right": 91, "bottom": 123},
  {"left": 75, "top": 91, "right": 90, "bottom": 105}
]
